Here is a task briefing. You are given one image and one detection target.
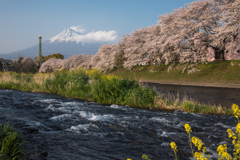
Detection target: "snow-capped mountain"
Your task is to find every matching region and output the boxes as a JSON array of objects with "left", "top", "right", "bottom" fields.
[
  {"left": 0, "top": 25, "right": 117, "bottom": 59},
  {"left": 50, "top": 26, "right": 85, "bottom": 43}
]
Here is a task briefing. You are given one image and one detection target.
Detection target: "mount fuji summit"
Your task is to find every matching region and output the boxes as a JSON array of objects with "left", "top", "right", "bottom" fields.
[{"left": 0, "top": 26, "right": 117, "bottom": 59}]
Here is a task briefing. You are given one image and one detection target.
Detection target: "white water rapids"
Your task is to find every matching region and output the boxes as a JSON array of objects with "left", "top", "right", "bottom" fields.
[{"left": 0, "top": 89, "right": 236, "bottom": 160}]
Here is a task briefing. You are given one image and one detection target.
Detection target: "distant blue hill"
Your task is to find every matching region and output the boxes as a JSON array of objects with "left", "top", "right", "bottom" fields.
[{"left": 0, "top": 40, "right": 104, "bottom": 60}]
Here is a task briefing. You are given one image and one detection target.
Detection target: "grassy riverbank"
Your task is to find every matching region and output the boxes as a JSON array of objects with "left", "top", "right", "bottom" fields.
[
  {"left": 107, "top": 60, "right": 240, "bottom": 84},
  {"left": 0, "top": 68, "right": 235, "bottom": 115}
]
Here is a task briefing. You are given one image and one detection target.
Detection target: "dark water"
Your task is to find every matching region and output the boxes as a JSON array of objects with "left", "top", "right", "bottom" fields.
[
  {"left": 0, "top": 89, "right": 237, "bottom": 160},
  {"left": 142, "top": 82, "right": 240, "bottom": 108}
]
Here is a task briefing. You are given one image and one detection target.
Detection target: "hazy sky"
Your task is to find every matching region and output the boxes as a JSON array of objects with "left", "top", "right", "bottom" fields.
[{"left": 0, "top": 0, "right": 196, "bottom": 53}]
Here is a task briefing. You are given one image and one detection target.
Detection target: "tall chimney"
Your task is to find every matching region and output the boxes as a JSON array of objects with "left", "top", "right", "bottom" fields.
[{"left": 38, "top": 36, "right": 42, "bottom": 57}]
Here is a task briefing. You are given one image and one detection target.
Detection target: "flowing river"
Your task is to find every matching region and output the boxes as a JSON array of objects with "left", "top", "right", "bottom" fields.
[
  {"left": 0, "top": 89, "right": 237, "bottom": 160},
  {"left": 142, "top": 82, "right": 240, "bottom": 109}
]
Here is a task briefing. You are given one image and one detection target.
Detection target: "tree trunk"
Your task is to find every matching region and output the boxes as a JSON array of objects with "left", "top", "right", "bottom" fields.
[{"left": 219, "top": 50, "right": 225, "bottom": 61}]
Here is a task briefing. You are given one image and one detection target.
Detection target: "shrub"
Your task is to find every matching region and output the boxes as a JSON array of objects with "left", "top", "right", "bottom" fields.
[
  {"left": 43, "top": 72, "right": 69, "bottom": 94},
  {"left": 91, "top": 76, "right": 156, "bottom": 107},
  {"left": 69, "top": 70, "right": 90, "bottom": 89},
  {"left": 44, "top": 53, "right": 64, "bottom": 61},
  {"left": 124, "top": 86, "right": 157, "bottom": 108},
  {"left": 13, "top": 57, "right": 37, "bottom": 73}
]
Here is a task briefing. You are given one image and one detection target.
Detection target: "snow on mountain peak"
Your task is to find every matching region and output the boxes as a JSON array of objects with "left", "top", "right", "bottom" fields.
[
  {"left": 50, "top": 25, "right": 117, "bottom": 44},
  {"left": 69, "top": 25, "right": 85, "bottom": 33}
]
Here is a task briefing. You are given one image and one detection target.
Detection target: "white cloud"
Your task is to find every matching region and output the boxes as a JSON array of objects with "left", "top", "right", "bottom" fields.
[{"left": 72, "top": 30, "right": 118, "bottom": 43}]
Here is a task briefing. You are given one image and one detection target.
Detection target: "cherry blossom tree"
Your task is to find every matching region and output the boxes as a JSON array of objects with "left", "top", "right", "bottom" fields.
[
  {"left": 157, "top": 0, "right": 220, "bottom": 62},
  {"left": 212, "top": 0, "right": 240, "bottom": 60},
  {"left": 91, "top": 44, "right": 119, "bottom": 72},
  {"left": 39, "top": 54, "right": 93, "bottom": 73},
  {"left": 157, "top": 0, "right": 240, "bottom": 62}
]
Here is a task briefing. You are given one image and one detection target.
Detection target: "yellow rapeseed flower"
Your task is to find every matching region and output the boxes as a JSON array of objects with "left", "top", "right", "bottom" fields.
[
  {"left": 202, "top": 147, "right": 206, "bottom": 154},
  {"left": 184, "top": 123, "right": 192, "bottom": 134},
  {"left": 232, "top": 140, "right": 236, "bottom": 144},
  {"left": 142, "top": 154, "right": 151, "bottom": 160},
  {"left": 194, "top": 152, "right": 208, "bottom": 160},
  {"left": 101, "top": 75, "right": 119, "bottom": 81},
  {"left": 227, "top": 128, "right": 237, "bottom": 141},
  {"left": 217, "top": 145, "right": 225, "bottom": 156},
  {"left": 232, "top": 104, "right": 240, "bottom": 119},
  {"left": 217, "top": 144, "right": 232, "bottom": 160},
  {"left": 170, "top": 142, "right": 178, "bottom": 151},
  {"left": 236, "top": 123, "right": 240, "bottom": 133},
  {"left": 192, "top": 136, "right": 204, "bottom": 151},
  {"left": 233, "top": 143, "right": 240, "bottom": 156}
]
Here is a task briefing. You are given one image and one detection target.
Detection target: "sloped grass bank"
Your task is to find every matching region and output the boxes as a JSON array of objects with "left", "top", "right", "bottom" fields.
[
  {"left": 0, "top": 69, "right": 234, "bottom": 115},
  {"left": 108, "top": 60, "right": 240, "bottom": 84}
]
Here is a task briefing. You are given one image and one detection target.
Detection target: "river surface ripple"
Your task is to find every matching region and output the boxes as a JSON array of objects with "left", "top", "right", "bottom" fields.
[{"left": 0, "top": 89, "right": 236, "bottom": 160}]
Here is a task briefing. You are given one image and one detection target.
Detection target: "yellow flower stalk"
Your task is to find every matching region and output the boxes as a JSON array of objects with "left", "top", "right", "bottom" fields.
[
  {"left": 170, "top": 142, "right": 178, "bottom": 160},
  {"left": 184, "top": 123, "right": 194, "bottom": 156}
]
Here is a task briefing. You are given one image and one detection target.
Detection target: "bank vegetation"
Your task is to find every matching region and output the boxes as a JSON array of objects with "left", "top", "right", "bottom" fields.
[{"left": 0, "top": 69, "right": 234, "bottom": 115}]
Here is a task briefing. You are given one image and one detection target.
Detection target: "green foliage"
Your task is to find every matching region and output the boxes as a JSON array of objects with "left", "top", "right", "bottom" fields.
[
  {"left": 13, "top": 73, "right": 21, "bottom": 81},
  {"left": 44, "top": 72, "right": 69, "bottom": 94},
  {"left": 91, "top": 78, "right": 131, "bottom": 104},
  {"left": 124, "top": 86, "right": 157, "bottom": 108},
  {"left": 89, "top": 70, "right": 102, "bottom": 80},
  {"left": 39, "top": 69, "right": 157, "bottom": 107},
  {"left": 181, "top": 100, "right": 232, "bottom": 114},
  {"left": 69, "top": 70, "right": 89, "bottom": 89},
  {"left": 34, "top": 55, "right": 44, "bottom": 66},
  {"left": 0, "top": 123, "right": 25, "bottom": 160},
  {"left": 91, "top": 77, "right": 156, "bottom": 107},
  {"left": 44, "top": 53, "right": 64, "bottom": 61},
  {"left": 13, "top": 74, "right": 33, "bottom": 83}
]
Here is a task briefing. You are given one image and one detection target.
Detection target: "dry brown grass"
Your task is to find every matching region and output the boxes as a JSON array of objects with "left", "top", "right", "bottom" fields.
[
  {"left": 154, "top": 96, "right": 181, "bottom": 111},
  {"left": 0, "top": 72, "right": 17, "bottom": 83},
  {"left": 33, "top": 73, "right": 54, "bottom": 85}
]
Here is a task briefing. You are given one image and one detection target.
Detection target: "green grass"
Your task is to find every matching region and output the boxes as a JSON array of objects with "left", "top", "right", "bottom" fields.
[
  {"left": 108, "top": 60, "right": 240, "bottom": 84},
  {"left": 0, "top": 123, "right": 25, "bottom": 160}
]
